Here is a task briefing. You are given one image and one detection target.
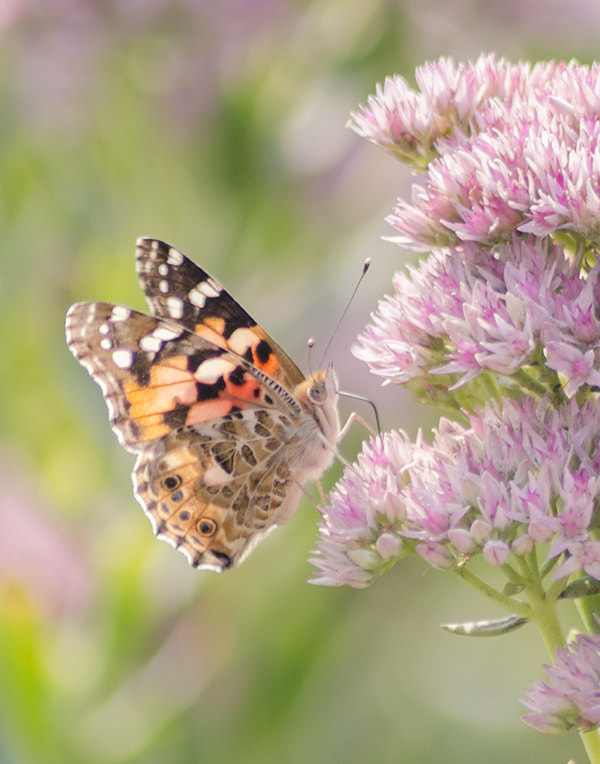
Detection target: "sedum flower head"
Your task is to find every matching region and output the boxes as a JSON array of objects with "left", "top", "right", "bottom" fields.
[
  {"left": 354, "top": 236, "right": 600, "bottom": 405},
  {"left": 350, "top": 55, "right": 600, "bottom": 251},
  {"left": 322, "top": 55, "right": 600, "bottom": 592},
  {"left": 311, "top": 399, "right": 600, "bottom": 588}
]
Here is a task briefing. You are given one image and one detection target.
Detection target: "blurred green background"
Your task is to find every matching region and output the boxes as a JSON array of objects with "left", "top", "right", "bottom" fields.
[{"left": 1, "top": 1, "right": 598, "bottom": 762}]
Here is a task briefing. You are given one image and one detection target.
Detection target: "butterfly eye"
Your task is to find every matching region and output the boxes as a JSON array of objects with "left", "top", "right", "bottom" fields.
[
  {"left": 161, "top": 474, "right": 182, "bottom": 491},
  {"left": 308, "top": 382, "right": 326, "bottom": 404},
  {"left": 197, "top": 518, "right": 218, "bottom": 537}
]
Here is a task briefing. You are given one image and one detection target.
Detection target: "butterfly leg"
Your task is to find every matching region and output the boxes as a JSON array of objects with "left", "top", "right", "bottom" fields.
[
  {"left": 337, "top": 411, "right": 378, "bottom": 443},
  {"left": 316, "top": 478, "right": 326, "bottom": 504},
  {"left": 337, "top": 390, "right": 381, "bottom": 440},
  {"left": 312, "top": 412, "right": 377, "bottom": 473}
]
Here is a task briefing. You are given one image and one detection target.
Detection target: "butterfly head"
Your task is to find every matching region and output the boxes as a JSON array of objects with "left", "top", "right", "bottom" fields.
[{"left": 297, "top": 364, "right": 339, "bottom": 447}]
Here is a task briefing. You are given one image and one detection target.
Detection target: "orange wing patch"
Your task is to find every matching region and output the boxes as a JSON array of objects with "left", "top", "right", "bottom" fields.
[
  {"left": 228, "top": 326, "right": 283, "bottom": 379},
  {"left": 123, "top": 351, "right": 272, "bottom": 440},
  {"left": 194, "top": 316, "right": 228, "bottom": 349},
  {"left": 196, "top": 317, "right": 294, "bottom": 389}
]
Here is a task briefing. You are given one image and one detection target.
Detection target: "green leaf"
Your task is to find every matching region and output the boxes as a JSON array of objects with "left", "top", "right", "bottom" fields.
[{"left": 441, "top": 614, "right": 528, "bottom": 637}]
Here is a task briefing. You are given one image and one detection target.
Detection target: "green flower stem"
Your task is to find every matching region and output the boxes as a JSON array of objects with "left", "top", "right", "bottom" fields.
[
  {"left": 453, "top": 567, "right": 531, "bottom": 619},
  {"left": 581, "top": 729, "right": 600, "bottom": 764},
  {"left": 500, "top": 561, "right": 526, "bottom": 586},
  {"left": 516, "top": 551, "right": 542, "bottom": 592},
  {"left": 575, "top": 594, "right": 600, "bottom": 634},
  {"left": 514, "top": 551, "right": 565, "bottom": 657},
  {"left": 455, "top": 564, "right": 565, "bottom": 657},
  {"left": 521, "top": 579, "right": 565, "bottom": 658},
  {"left": 512, "top": 368, "right": 548, "bottom": 399}
]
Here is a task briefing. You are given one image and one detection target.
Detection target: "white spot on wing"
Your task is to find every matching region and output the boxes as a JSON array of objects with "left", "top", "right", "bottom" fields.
[
  {"left": 112, "top": 349, "right": 133, "bottom": 368},
  {"left": 194, "top": 357, "right": 234, "bottom": 383},
  {"left": 139, "top": 325, "right": 181, "bottom": 353},
  {"left": 158, "top": 263, "right": 169, "bottom": 277},
  {"left": 140, "top": 335, "right": 162, "bottom": 353},
  {"left": 159, "top": 280, "right": 169, "bottom": 294},
  {"left": 188, "top": 279, "right": 222, "bottom": 308},
  {"left": 100, "top": 338, "right": 112, "bottom": 350},
  {"left": 167, "top": 247, "right": 184, "bottom": 266},
  {"left": 166, "top": 296, "right": 184, "bottom": 319},
  {"left": 188, "top": 288, "right": 206, "bottom": 308},
  {"left": 204, "top": 278, "right": 222, "bottom": 296},
  {"left": 153, "top": 326, "right": 181, "bottom": 341},
  {"left": 111, "top": 306, "right": 132, "bottom": 322},
  {"left": 229, "top": 327, "right": 260, "bottom": 355}
]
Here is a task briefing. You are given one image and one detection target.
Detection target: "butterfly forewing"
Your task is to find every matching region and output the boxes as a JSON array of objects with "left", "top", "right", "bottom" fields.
[
  {"left": 65, "top": 301, "right": 294, "bottom": 451},
  {"left": 135, "top": 237, "right": 305, "bottom": 391}
]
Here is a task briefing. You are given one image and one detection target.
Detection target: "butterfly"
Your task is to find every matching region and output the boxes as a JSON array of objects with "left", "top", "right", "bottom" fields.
[{"left": 65, "top": 238, "right": 340, "bottom": 571}]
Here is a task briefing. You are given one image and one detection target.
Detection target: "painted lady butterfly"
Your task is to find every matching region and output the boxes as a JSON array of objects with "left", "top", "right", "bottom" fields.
[{"left": 65, "top": 238, "right": 339, "bottom": 571}]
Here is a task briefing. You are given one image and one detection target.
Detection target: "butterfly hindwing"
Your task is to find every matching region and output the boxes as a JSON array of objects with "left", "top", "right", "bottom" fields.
[{"left": 133, "top": 410, "right": 295, "bottom": 570}]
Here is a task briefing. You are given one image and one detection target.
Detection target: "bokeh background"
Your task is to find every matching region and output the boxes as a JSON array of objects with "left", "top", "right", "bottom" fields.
[{"left": 2, "top": 1, "right": 600, "bottom": 762}]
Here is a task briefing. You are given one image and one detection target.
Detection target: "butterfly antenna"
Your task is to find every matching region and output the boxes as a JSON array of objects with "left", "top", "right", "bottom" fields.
[
  {"left": 317, "top": 258, "right": 371, "bottom": 368},
  {"left": 307, "top": 337, "right": 316, "bottom": 378}
]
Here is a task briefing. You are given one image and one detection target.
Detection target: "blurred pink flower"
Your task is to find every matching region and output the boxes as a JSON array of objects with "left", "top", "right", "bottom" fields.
[
  {"left": 523, "top": 631, "right": 600, "bottom": 733},
  {"left": 3, "top": 0, "right": 292, "bottom": 133},
  {"left": 0, "top": 449, "right": 89, "bottom": 618}
]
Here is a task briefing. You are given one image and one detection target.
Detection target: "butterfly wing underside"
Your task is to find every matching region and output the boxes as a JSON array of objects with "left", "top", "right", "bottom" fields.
[{"left": 65, "top": 239, "right": 331, "bottom": 571}]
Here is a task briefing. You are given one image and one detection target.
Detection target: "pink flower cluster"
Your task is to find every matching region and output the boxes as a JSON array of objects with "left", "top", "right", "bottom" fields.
[
  {"left": 315, "top": 52, "right": 600, "bottom": 741},
  {"left": 354, "top": 236, "right": 600, "bottom": 397},
  {"left": 350, "top": 54, "right": 600, "bottom": 250},
  {"left": 311, "top": 399, "right": 600, "bottom": 588},
  {"left": 314, "top": 54, "right": 600, "bottom": 593}
]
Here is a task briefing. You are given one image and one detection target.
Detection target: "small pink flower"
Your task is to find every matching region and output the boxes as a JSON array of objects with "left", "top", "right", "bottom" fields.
[
  {"left": 482, "top": 539, "right": 511, "bottom": 566},
  {"left": 551, "top": 540, "right": 600, "bottom": 581},
  {"left": 376, "top": 533, "right": 402, "bottom": 559},
  {"left": 544, "top": 340, "right": 600, "bottom": 397},
  {"left": 511, "top": 533, "right": 534, "bottom": 556},
  {"left": 447, "top": 528, "right": 477, "bottom": 553},
  {"left": 415, "top": 542, "right": 455, "bottom": 569}
]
